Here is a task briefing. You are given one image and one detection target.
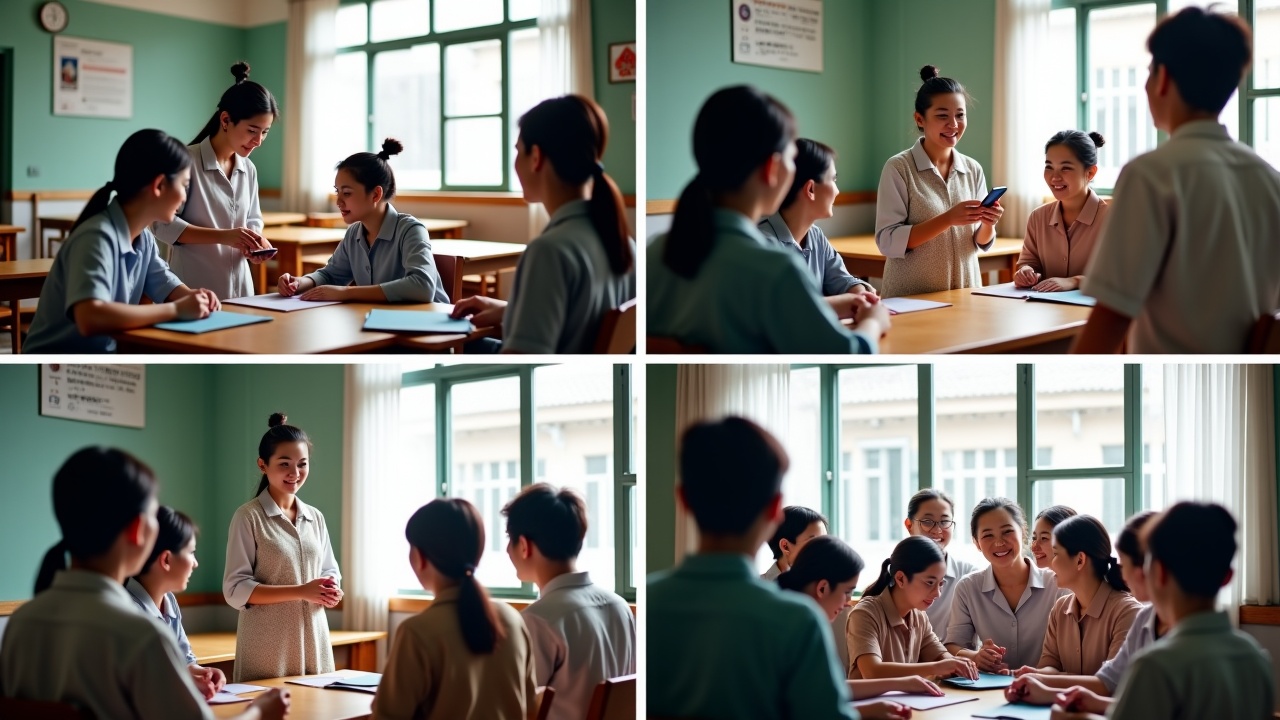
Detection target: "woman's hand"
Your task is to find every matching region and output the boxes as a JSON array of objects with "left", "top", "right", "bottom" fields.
[
  {"left": 1054, "top": 687, "right": 1109, "bottom": 715},
  {"left": 1011, "top": 665, "right": 1042, "bottom": 678},
  {"left": 1005, "top": 675, "right": 1058, "bottom": 705},
  {"left": 278, "top": 274, "right": 300, "bottom": 297},
  {"left": 299, "top": 576, "right": 342, "bottom": 607},
  {"left": 223, "top": 228, "right": 268, "bottom": 256},
  {"left": 450, "top": 296, "right": 506, "bottom": 328},
  {"left": 973, "top": 638, "right": 1009, "bottom": 674},
  {"left": 857, "top": 700, "right": 913, "bottom": 720},
  {"left": 893, "top": 676, "right": 943, "bottom": 697},
  {"left": 1032, "top": 277, "right": 1078, "bottom": 292},
  {"left": 931, "top": 657, "right": 979, "bottom": 681},
  {"left": 944, "top": 201, "right": 987, "bottom": 227},
  {"left": 1014, "top": 265, "right": 1041, "bottom": 288},
  {"left": 851, "top": 284, "right": 881, "bottom": 303},
  {"left": 174, "top": 289, "right": 214, "bottom": 321},
  {"left": 298, "top": 285, "right": 348, "bottom": 302},
  {"left": 978, "top": 200, "right": 1003, "bottom": 227},
  {"left": 188, "top": 664, "right": 224, "bottom": 700}
]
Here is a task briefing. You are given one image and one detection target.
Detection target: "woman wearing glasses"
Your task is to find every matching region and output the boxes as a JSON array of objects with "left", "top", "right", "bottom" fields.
[{"left": 903, "top": 489, "right": 981, "bottom": 634}]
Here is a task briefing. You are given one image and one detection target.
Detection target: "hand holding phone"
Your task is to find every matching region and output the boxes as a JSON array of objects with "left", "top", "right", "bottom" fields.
[
  {"left": 250, "top": 247, "right": 278, "bottom": 258},
  {"left": 981, "top": 186, "right": 1008, "bottom": 207}
]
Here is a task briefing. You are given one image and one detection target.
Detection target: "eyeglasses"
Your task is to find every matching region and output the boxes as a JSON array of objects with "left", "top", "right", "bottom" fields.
[{"left": 915, "top": 518, "right": 955, "bottom": 530}]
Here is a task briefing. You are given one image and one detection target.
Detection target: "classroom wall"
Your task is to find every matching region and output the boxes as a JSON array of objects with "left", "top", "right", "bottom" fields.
[
  {"left": 242, "top": 21, "right": 287, "bottom": 192},
  {"left": 646, "top": 363, "right": 677, "bottom": 575},
  {"left": 592, "top": 0, "right": 636, "bottom": 195}
]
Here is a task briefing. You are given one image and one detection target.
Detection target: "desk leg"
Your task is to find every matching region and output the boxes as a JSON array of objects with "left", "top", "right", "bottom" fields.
[
  {"left": 349, "top": 641, "right": 377, "bottom": 672},
  {"left": 1, "top": 233, "right": 13, "bottom": 262},
  {"left": 10, "top": 298, "right": 21, "bottom": 354},
  {"left": 276, "top": 244, "right": 302, "bottom": 284}
]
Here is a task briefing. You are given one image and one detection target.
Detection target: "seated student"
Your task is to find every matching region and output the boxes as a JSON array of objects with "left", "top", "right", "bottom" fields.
[
  {"left": 903, "top": 488, "right": 981, "bottom": 634},
  {"left": 501, "top": 484, "right": 635, "bottom": 720},
  {"left": 847, "top": 536, "right": 979, "bottom": 681},
  {"left": 648, "top": 417, "right": 909, "bottom": 720},
  {"left": 647, "top": 85, "right": 890, "bottom": 353},
  {"left": 0, "top": 448, "right": 288, "bottom": 720},
  {"left": 1011, "top": 515, "right": 1141, "bottom": 677},
  {"left": 449, "top": 95, "right": 635, "bottom": 353},
  {"left": 1015, "top": 131, "right": 1109, "bottom": 293},
  {"left": 1030, "top": 505, "right": 1078, "bottom": 569},
  {"left": 278, "top": 139, "right": 448, "bottom": 304},
  {"left": 373, "top": 498, "right": 537, "bottom": 720},
  {"left": 125, "top": 506, "right": 226, "bottom": 700},
  {"left": 1074, "top": 7, "right": 1280, "bottom": 353},
  {"left": 24, "top": 130, "right": 220, "bottom": 354},
  {"left": 1044, "top": 503, "right": 1276, "bottom": 720},
  {"left": 762, "top": 505, "right": 828, "bottom": 581},
  {"left": 757, "top": 138, "right": 880, "bottom": 318},
  {"left": 1005, "top": 512, "right": 1162, "bottom": 704}
]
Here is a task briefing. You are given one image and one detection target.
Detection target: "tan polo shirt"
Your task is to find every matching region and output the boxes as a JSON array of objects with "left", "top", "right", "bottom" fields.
[
  {"left": 845, "top": 588, "right": 948, "bottom": 678},
  {"left": 371, "top": 587, "right": 538, "bottom": 720},
  {"left": 1037, "top": 582, "right": 1142, "bottom": 675},
  {"left": 1018, "top": 189, "right": 1108, "bottom": 281}
]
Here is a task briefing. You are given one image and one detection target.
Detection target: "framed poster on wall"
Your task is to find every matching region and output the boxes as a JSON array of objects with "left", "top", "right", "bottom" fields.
[
  {"left": 731, "top": 0, "right": 823, "bottom": 73},
  {"left": 53, "top": 35, "right": 132, "bottom": 118},
  {"left": 39, "top": 364, "right": 145, "bottom": 428}
]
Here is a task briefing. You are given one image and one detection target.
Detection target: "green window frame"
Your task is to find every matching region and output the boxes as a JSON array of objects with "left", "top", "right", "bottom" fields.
[
  {"left": 338, "top": 0, "right": 537, "bottom": 191},
  {"left": 400, "top": 363, "right": 636, "bottom": 602}
]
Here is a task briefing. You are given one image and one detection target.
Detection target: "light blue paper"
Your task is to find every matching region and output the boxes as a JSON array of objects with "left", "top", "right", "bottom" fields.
[
  {"left": 152, "top": 311, "right": 272, "bottom": 334},
  {"left": 971, "top": 701, "right": 1053, "bottom": 720},
  {"left": 363, "top": 309, "right": 475, "bottom": 334},
  {"left": 1025, "top": 289, "right": 1097, "bottom": 307},
  {"left": 942, "top": 671, "right": 1015, "bottom": 690}
]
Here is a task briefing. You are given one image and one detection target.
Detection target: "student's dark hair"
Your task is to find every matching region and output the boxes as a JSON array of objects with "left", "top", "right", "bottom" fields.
[
  {"left": 679, "top": 416, "right": 789, "bottom": 536},
  {"left": 1034, "top": 504, "right": 1078, "bottom": 528},
  {"left": 406, "top": 498, "right": 504, "bottom": 654},
  {"left": 1053, "top": 514, "right": 1128, "bottom": 592},
  {"left": 134, "top": 506, "right": 197, "bottom": 578},
  {"left": 255, "top": 413, "right": 311, "bottom": 497},
  {"left": 35, "top": 447, "right": 157, "bottom": 595},
  {"left": 1116, "top": 510, "right": 1158, "bottom": 567},
  {"left": 914, "top": 65, "right": 971, "bottom": 132},
  {"left": 863, "top": 535, "right": 946, "bottom": 597},
  {"left": 1045, "top": 130, "right": 1107, "bottom": 168},
  {"left": 1147, "top": 501, "right": 1238, "bottom": 598},
  {"left": 1147, "top": 7, "right": 1251, "bottom": 114},
  {"left": 777, "top": 536, "right": 864, "bottom": 594},
  {"left": 780, "top": 139, "right": 836, "bottom": 210},
  {"left": 519, "top": 95, "right": 632, "bottom": 274},
  {"left": 501, "top": 482, "right": 588, "bottom": 561},
  {"left": 970, "top": 497, "right": 1029, "bottom": 541},
  {"left": 71, "top": 129, "right": 191, "bottom": 232},
  {"left": 191, "top": 62, "right": 279, "bottom": 145},
  {"left": 664, "top": 85, "right": 796, "bottom": 278},
  {"left": 767, "top": 506, "right": 829, "bottom": 560},
  {"left": 336, "top": 138, "right": 403, "bottom": 201},
  {"left": 907, "top": 488, "right": 956, "bottom": 520}
]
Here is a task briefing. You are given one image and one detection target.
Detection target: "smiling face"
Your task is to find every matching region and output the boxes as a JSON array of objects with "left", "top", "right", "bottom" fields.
[
  {"left": 1030, "top": 518, "right": 1057, "bottom": 568},
  {"left": 1043, "top": 144, "right": 1094, "bottom": 204},
  {"left": 915, "top": 93, "right": 966, "bottom": 149},
  {"left": 907, "top": 497, "right": 955, "bottom": 550},
  {"left": 334, "top": 168, "right": 381, "bottom": 225},
  {"left": 1047, "top": 535, "right": 1086, "bottom": 590},
  {"left": 222, "top": 111, "right": 273, "bottom": 157},
  {"left": 258, "top": 440, "right": 309, "bottom": 497},
  {"left": 975, "top": 507, "right": 1025, "bottom": 569},
  {"left": 896, "top": 560, "right": 947, "bottom": 612}
]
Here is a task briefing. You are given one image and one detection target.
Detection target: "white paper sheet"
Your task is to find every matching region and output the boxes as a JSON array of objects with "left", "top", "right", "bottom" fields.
[
  {"left": 221, "top": 684, "right": 270, "bottom": 695},
  {"left": 222, "top": 293, "right": 342, "bottom": 312},
  {"left": 881, "top": 297, "right": 952, "bottom": 314},
  {"left": 852, "top": 690, "right": 978, "bottom": 711},
  {"left": 208, "top": 692, "right": 251, "bottom": 705}
]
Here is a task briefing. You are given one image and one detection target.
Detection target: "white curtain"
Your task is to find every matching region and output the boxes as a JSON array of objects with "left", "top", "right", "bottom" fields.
[
  {"left": 538, "top": 0, "right": 594, "bottom": 100},
  {"left": 283, "top": 0, "right": 338, "bottom": 213},
  {"left": 673, "top": 365, "right": 790, "bottom": 564},
  {"left": 340, "top": 364, "right": 403, "bottom": 668},
  {"left": 993, "top": 0, "right": 1055, "bottom": 234},
  {"left": 1160, "top": 365, "right": 1279, "bottom": 620}
]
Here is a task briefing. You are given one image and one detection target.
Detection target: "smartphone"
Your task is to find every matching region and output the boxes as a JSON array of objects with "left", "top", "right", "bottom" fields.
[
  {"left": 980, "top": 186, "right": 1008, "bottom": 207},
  {"left": 250, "top": 248, "right": 278, "bottom": 258}
]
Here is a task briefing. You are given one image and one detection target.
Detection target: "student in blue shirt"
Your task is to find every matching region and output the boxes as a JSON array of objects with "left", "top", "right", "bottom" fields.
[
  {"left": 125, "top": 506, "right": 225, "bottom": 700},
  {"left": 648, "top": 417, "right": 909, "bottom": 720},
  {"left": 24, "top": 130, "right": 220, "bottom": 353},
  {"left": 278, "top": 138, "right": 449, "bottom": 304}
]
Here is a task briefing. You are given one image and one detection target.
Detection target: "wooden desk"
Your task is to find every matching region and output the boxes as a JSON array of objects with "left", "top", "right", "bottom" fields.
[
  {"left": 307, "top": 213, "right": 469, "bottom": 240},
  {"left": 261, "top": 226, "right": 347, "bottom": 281},
  {"left": 0, "top": 225, "right": 25, "bottom": 262},
  {"left": 210, "top": 675, "right": 372, "bottom": 720},
  {"left": 192, "top": 631, "right": 385, "bottom": 673},
  {"left": 877, "top": 288, "right": 1091, "bottom": 354},
  {"left": 855, "top": 686, "right": 1018, "bottom": 719},
  {"left": 432, "top": 239, "right": 525, "bottom": 277},
  {"left": 260, "top": 212, "right": 307, "bottom": 227},
  {"left": 0, "top": 259, "right": 53, "bottom": 354},
  {"left": 831, "top": 235, "right": 1024, "bottom": 284}
]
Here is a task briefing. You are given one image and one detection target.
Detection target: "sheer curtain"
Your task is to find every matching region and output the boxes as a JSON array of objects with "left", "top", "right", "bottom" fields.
[
  {"left": 1160, "top": 365, "right": 1279, "bottom": 619},
  {"left": 673, "top": 365, "right": 790, "bottom": 564},
  {"left": 993, "top": 0, "right": 1055, "bottom": 234},
  {"left": 340, "top": 364, "right": 402, "bottom": 668},
  {"left": 283, "top": 0, "right": 338, "bottom": 213}
]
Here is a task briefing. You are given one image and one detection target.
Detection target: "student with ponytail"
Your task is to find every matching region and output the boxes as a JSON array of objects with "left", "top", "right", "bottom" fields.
[
  {"left": 449, "top": 94, "right": 635, "bottom": 353},
  {"left": 24, "top": 130, "right": 220, "bottom": 353},
  {"left": 153, "top": 62, "right": 277, "bottom": 300},
  {"left": 223, "top": 413, "right": 342, "bottom": 682},
  {"left": 846, "top": 536, "right": 979, "bottom": 681},
  {"left": 278, "top": 139, "right": 448, "bottom": 303},
  {"left": 647, "top": 85, "right": 889, "bottom": 353},
  {"left": 0, "top": 448, "right": 289, "bottom": 720},
  {"left": 373, "top": 498, "right": 537, "bottom": 719},
  {"left": 126, "top": 506, "right": 227, "bottom": 700}
]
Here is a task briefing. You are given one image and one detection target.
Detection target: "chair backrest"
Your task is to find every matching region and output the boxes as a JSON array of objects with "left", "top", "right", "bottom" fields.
[
  {"left": 1247, "top": 310, "right": 1280, "bottom": 353},
  {"left": 0, "top": 697, "right": 95, "bottom": 720},
  {"left": 646, "top": 336, "right": 707, "bottom": 354},
  {"left": 585, "top": 675, "right": 636, "bottom": 720},
  {"left": 533, "top": 686, "right": 555, "bottom": 720},
  {"left": 435, "top": 253, "right": 464, "bottom": 304},
  {"left": 595, "top": 298, "right": 638, "bottom": 353}
]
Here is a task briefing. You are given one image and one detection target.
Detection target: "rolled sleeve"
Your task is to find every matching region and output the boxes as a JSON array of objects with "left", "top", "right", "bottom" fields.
[
  {"left": 846, "top": 605, "right": 885, "bottom": 670},
  {"left": 522, "top": 612, "right": 564, "bottom": 687},
  {"left": 223, "top": 509, "right": 260, "bottom": 610},
  {"left": 380, "top": 224, "right": 439, "bottom": 303},
  {"left": 245, "top": 169, "right": 263, "bottom": 234},
  {"left": 317, "top": 513, "right": 341, "bottom": 584},
  {"left": 1080, "top": 164, "right": 1170, "bottom": 320},
  {"left": 818, "top": 237, "right": 863, "bottom": 296},
  {"left": 306, "top": 240, "right": 354, "bottom": 288},
  {"left": 504, "top": 242, "right": 568, "bottom": 354},
  {"left": 141, "top": 234, "right": 183, "bottom": 302},
  {"left": 875, "top": 163, "right": 913, "bottom": 259},
  {"left": 152, "top": 215, "right": 191, "bottom": 247},
  {"left": 1096, "top": 644, "right": 1128, "bottom": 693}
]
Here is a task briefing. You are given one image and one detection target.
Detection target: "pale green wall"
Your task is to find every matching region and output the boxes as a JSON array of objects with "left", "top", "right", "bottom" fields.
[
  {"left": 243, "top": 22, "right": 288, "bottom": 192},
  {"left": 592, "top": 0, "right": 637, "bottom": 194},
  {"left": 646, "top": 364, "right": 677, "bottom": 574}
]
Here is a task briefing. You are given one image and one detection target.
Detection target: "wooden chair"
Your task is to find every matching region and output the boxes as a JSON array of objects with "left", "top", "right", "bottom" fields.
[
  {"left": 534, "top": 686, "right": 556, "bottom": 720},
  {"left": 1247, "top": 310, "right": 1280, "bottom": 352},
  {"left": 595, "top": 298, "right": 637, "bottom": 353},
  {"left": 435, "top": 253, "right": 464, "bottom": 304},
  {"left": 646, "top": 336, "right": 708, "bottom": 354},
  {"left": 300, "top": 252, "right": 331, "bottom": 275},
  {"left": 585, "top": 675, "right": 636, "bottom": 720},
  {"left": 0, "top": 697, "right": 95, "bottom": 719}
]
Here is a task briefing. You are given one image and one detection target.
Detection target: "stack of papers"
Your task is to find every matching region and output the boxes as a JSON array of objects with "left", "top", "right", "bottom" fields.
[
  {"left": 285, "top": 670, "right": 382, "bottom": 694},
  {"left": 208, "top": 683, "right": 270, "bottom": 705},
  {"left": 223, "top": 293, "right": 342, "bottom": 312},
  {"left": 851, "top": 690, "right": 976, "bottom": 710},
  {"left": 971, "top": 283, "right": 1097, "bottom": 307}
]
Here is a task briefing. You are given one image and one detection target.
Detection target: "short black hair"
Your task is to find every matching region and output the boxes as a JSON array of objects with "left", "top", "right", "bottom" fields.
[
  {"left": 680, "top": 417, "right": 789, "bottom": 536},
  {"left": 1147, "top": 6, "right": 1251, "bottom": 114},
  {"left": 1147, "top": 501, "right": 1237, "bottom": 599},
  {"left": 767, "top": 506, "right": 828, "bottom": 560},
  {"left": 1034, "top": 504, "right": 1078, "bottom": 528},
  {"left": 501, "top": 483, "right": 588, "bottom": 561}
]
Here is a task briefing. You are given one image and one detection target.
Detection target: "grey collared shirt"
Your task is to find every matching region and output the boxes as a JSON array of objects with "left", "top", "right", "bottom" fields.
[
  {"left": 522, "top": 572, "right": 635, "bottom": 720},
  {"left": 26, "top": 200, "right": 183, "bottom": 354},
  {"left": 223, "top": 492, "right": 341, "bottom": 610},
  {"left": 757, "top": 212, "right": 872, "bottom": 296},
  {"left": 944, "top": 558, "right": 1064, "bottom": 668},
  {"left": 302, "top": 203, "right": 448, "bottom": 303},
  {"left": 503, "top": 200, "right": 636, "bottom": 354},
  {"left": 125, "top": 578, "right": 197, "bottom": 665},
  {"left": 153, "top": 138, "right": 263, "bottom": 300},
  {"left": 1095, "top": 601, "right": 1158, "bottom": 692}
]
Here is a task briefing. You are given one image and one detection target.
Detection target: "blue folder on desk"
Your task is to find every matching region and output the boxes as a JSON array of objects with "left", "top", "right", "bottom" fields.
[
  {"left": 941, "top": 671, "right": 1015, "bottom": 690},
  {"left": 972, "top": 702, "right": 1052, "bottom": 719},
  {"left": 153, "top": 312, "right": 272, "bottom": 334},
  {"left": 363, "top": 309, "right": 475, "bottom": 334},
  {"left": 1025, "top": 289, "right": 1097, "bottom": 307}
]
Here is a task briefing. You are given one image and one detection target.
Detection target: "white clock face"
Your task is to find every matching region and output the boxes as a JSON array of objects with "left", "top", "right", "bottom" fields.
[{"left": 41, "top": 3, "right": 68, "bottom": 33}]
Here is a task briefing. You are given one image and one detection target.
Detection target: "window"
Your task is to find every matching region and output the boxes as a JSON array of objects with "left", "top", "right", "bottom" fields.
[
  {"left": 1085, "top": 3, "right": 1159, "bottom": 188},
  {"left": 1033, "top": 361, "right": 1126, "bottom": 469},
  {"left": 391, "top": 382, "right": 439, "bottom": 593},
  {"left": 336, "top": 1, "right": 541, "bottom": 190}
]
